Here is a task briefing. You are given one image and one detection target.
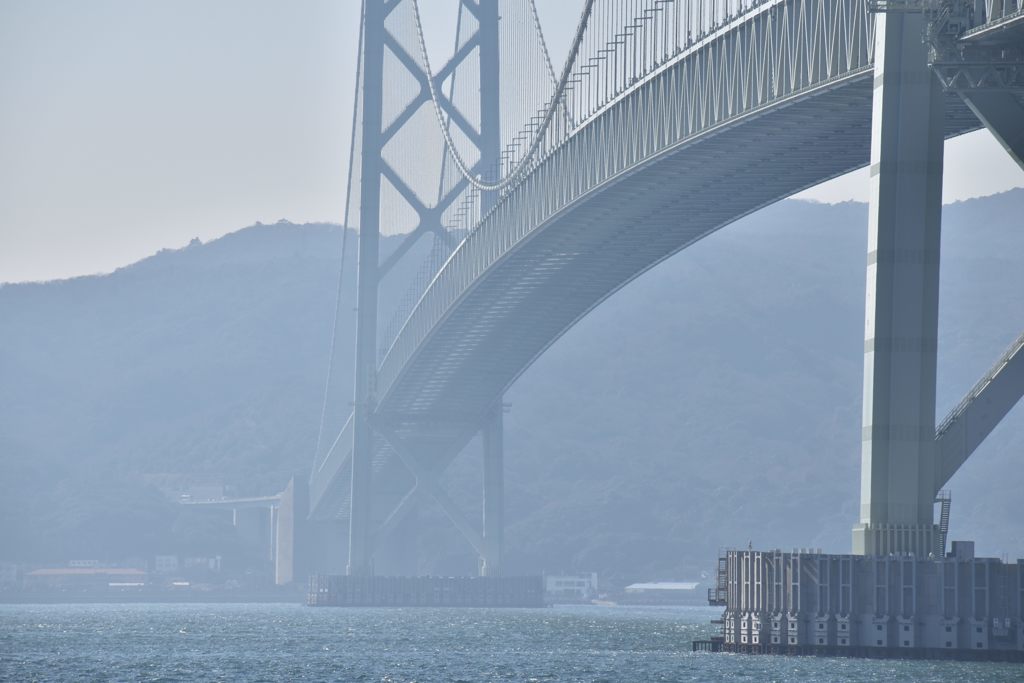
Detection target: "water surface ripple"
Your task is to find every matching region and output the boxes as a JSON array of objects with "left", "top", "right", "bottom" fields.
[{"left": 1, "top": 603, "right": 1020, "bottom": 682}]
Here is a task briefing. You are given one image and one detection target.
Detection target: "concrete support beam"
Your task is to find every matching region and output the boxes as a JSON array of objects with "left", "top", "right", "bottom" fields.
[
  {"left": 481, "top": 402, "right": 504, "bottom": 577},
  {"left": 854, "top": 12, "right": 945, "bottom": 556},
  {"left": 269, "top": 505, "right": 278, "bottom": 564},
  {"left": 959, "top": 90, "right": 1024, "bottom": 171},
  {"left": 348, "top": 0, "right": 387, "bottom": 577},
  {"left": 275, "top": 476, "right": 309, "bottom": 586},
  {"left": 935, "top": 332, "right": 1024, "bottom": 490}
]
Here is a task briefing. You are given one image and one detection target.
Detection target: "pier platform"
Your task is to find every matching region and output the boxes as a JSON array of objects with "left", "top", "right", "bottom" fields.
[
  {"left": 707, "top": 542, "right": 1024, "bottom": 662},
  {"left": 307, "top": 575, "right": 544, "bottom": 607}
]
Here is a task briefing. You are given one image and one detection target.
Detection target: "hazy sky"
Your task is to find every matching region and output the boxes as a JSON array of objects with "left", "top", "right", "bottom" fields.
[{"left": 2, "top": 0, "right": 1022, "bottom": 283}]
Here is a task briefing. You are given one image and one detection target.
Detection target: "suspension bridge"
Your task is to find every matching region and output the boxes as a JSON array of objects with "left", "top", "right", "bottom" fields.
[{"left": 303, "top": 0, "right": 1024, "bottom": 578}]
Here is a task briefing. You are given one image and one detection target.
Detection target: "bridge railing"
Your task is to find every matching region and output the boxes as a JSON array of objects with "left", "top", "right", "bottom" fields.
[
  {"left": 936, "top": 329, "right": 1024, "bottom": 437},
  {"left": 439, "top": 0, "right": 854, "bottom": 237},
  {"left": 979, "top": 0, "right": 1023, "bottom": 24}
]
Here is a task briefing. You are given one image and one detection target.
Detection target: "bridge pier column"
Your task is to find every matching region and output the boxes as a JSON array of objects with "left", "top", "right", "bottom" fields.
[
  {"left": 471, "top": 0, "right": 502, "bottom": 577},
  {"left": 481, "top": 402, "right": 504, "bottom": 576},
  {"left": 348, "top": 0, "right": 387, "bottom": 577},
  {"left": 275, "top": 475, "right": 309, "bottom": 585},
  {"left": 853, "top": 11, "right": 945, "bottom": 556}
]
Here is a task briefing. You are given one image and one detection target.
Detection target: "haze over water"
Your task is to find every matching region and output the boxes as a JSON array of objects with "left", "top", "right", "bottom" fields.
[{"left": 1, "top": 604, "right": 1020, "bottom": 682}]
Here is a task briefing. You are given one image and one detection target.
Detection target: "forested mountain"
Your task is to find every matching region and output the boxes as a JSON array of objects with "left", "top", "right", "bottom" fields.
[{"left": 3, "top": 191, "right": 1023, "bottom": 579}]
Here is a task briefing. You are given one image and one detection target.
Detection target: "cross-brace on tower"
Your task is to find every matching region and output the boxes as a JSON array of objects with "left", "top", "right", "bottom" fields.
[{"left": 349, "top": 0, "right": 503, "bottom": 576}]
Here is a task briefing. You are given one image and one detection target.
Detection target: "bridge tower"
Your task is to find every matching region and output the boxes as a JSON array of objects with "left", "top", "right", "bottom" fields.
[
  {"left": 854, "top": 3, "right": 1024, "bottom": 555},
  {"left": 852, "top": 9, "right": 946, "bottom": 556},
  {"left": 348, "top": 0, "right": 503, "bottom": 576}
]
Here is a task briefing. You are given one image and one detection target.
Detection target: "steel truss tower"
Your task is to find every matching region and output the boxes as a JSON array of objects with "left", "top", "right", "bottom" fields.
[{"left": 349, "top": 0, "right": 502, "bottom": 576}]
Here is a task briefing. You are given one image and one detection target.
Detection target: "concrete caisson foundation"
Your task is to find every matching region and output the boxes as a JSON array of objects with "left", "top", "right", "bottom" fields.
[{"left": 707, "top": 544, "right": 1024, "bottom": 662}]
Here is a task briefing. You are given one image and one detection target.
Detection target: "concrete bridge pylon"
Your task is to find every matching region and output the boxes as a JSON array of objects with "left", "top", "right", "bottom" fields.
[
  {"left": 854, "top": 5, "right": 1024, "bottom": 555},
  {"left": 853, "top": 10, "right": 946, "bottom": 556}
]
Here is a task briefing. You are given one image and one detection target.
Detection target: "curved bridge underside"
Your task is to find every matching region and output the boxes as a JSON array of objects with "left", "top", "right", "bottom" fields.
[{"left": 309, "top": 2, "right": 995, "bottom": 520}]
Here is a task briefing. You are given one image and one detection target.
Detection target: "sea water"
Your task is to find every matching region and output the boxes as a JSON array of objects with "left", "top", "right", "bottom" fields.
[{"left": 1, "top": 603, "right": 1021, "bottom": 682}]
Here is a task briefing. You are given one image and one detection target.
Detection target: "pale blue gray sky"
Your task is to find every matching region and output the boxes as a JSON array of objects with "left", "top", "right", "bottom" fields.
[{"left": 1, "top": 0, "right": 1022, "bottom": 283}]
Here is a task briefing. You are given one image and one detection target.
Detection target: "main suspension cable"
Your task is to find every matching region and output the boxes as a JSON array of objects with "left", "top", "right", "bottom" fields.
[
  {"left": 528, "top": 0, "right": 575, "bottom": 129},
  {"left": 528, "top": 0, "right": 559, "bottom": 92},
  {"left": 313, "top": 0, "right": 365, "bottom": 470}
]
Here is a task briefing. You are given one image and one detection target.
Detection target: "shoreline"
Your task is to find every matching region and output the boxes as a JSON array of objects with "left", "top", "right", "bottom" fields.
[{"left": 0, "top": 593, "right": 303, "bottom": 606}]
